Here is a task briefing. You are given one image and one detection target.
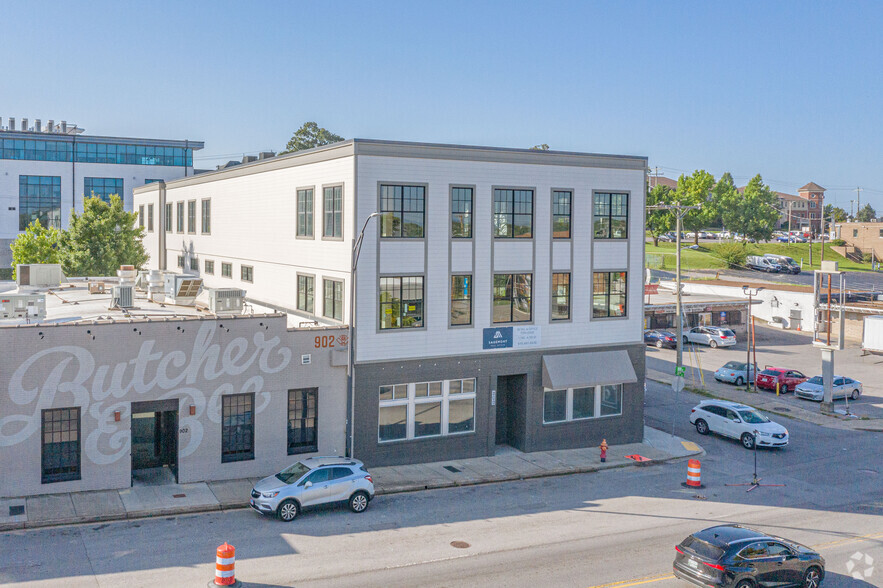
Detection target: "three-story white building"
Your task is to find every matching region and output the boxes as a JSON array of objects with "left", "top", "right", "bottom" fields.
[{"left": 135, "top": 139, "right": 647, "bottom": 466}]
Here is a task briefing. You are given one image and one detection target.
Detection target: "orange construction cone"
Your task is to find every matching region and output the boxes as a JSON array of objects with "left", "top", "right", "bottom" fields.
[{"left": 685, "top": 459, "right": 703, "bottom": 488}]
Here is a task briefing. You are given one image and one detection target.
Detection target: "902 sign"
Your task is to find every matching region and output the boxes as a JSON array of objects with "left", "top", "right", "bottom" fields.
[{"left": 314, "top": 335, "right": 336, "bottom": 348}]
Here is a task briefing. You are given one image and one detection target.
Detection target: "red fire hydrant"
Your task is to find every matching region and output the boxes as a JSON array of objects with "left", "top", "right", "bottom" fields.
[{"left": 600, "top": 439, "right": 608, "bottom": 463}]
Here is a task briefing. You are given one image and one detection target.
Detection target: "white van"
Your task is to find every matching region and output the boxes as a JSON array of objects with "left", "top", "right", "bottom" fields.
[
  {"left": 763, "top": 253, "right": 801, "bottom": 274},
  {"left": 746, "top": 255, "right": 779, "bottom": 273}
]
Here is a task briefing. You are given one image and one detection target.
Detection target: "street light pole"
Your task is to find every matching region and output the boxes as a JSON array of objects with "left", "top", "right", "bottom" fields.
[
  {"left": 347, "top": 212, "right": 382, "bottom": 458},
  {"left": 742, "top": 286, "right": 764, "bottom": 392}
]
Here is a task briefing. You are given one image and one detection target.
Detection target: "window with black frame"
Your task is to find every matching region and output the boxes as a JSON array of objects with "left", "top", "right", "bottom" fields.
[
  {"left": 323, "top": 279, "right": 343, "bottom": 321},
  {"left": 450, "top": 275, "right": 472, "bottom": 326},
  {"left": 41, "top": 408, "right": 81, "bottom": 483},
  {"left": 551, "top": 272, "right": 571, "bottom": 320},
  {"left": 493, "top": 189, "right": 533, "bottom": 238},
  {"left": 380, "top": 276, "right": 424, "bottom": 329},
  {"left": 493, "top": 273, "right": 532, "bottom": 323},
  {"left": 451, "top": 187, "right": 473, "bottom": 237},
  {"left": 19, "top": 175, "right": 62, "bottom": 230},
  {"left": 84, "top": 177, "right": 123, "bottom": 204},
  {"left": 552, "top": 190, "right": 571, "bottom": 238},
  {"left": 593, "top": 192, "right": 629, "bottom": 239},
  {"left": 592, "top": 271, "right": 627, "bottom": 318},
  {"left": 297, "top": 275, "right": 314, "bottom": 313},
  {"left": 380, "top": 185, "right": 425, "bottom": 238},
  {"left": 288, "top": 388, "right": 318, "bottom": 454},
  {"left": 221, "top": 394, "right": 254, "bottom": 462}
]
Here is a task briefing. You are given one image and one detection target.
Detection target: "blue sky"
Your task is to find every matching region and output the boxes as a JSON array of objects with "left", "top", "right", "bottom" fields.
[{"left": 2, "top": 1, "right": 881, "bottom": 211}]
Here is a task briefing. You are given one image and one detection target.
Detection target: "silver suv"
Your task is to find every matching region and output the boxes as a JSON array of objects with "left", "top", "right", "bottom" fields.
[{"left": 250, "top": 457, "right": 375, "bottom": 522}]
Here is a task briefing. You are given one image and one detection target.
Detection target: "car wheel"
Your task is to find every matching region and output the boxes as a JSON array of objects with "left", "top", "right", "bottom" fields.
[
  {"left": 780, "top": 385, "right": 788, "bottom": 394},
  {"left": 735, "top": 376, "right": 744, "bottom": 386},
  {"left": 695, "top": 419, "right": 709, "bottom": 435},
  {"left": 349, "top": 491, "right": 369, "bottom": 513},
  {"left": 851, "top": 389, "right": 860, "bottom": 400},
  {"left": 655, "top": 340, "right": 664, "bottom": 349},
  {"left": 802, "top": 566, "right": 822, "bottom": 588},
  {"left": 741, "top": 433, "right": 755, "bottom": 450},
  {"left": 735, "top": 580, "right": 755, "bottom": 588},
  {"left": 710, "top": 340, "right": 718, "bottom": 349},
  {"left": 277, "top": 499, "right": 299, "bottom": 522}
]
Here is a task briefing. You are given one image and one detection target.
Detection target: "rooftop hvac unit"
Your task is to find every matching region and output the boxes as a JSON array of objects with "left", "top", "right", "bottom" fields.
[
  {"left": 16, "top": 264, "right": 64, "bottom": 288},
  {"left": 207, "top": 288, "right": 246, "bottom": 313},
  {"left": 0, "top": 294, "right": 47, "bottom": 322},
  {"left": 164, "top": 274, "right": 203, "bottom": 306},
  {"left": 112, "top": 285, "right": 134, "bottom": 309}
]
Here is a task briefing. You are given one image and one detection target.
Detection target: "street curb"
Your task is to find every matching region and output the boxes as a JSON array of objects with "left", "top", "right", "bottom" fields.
[{"left": 0, "top": 448, "right": 703, "bottom": 532}]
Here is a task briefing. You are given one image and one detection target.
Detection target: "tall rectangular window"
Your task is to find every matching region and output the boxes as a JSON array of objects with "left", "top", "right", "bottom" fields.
[
  {"left": 552, "top": 190, "right": 571, "bottom": 238},
  {"left": 593, "top": 271, "right": 627, "bottom": 318},
  {"left": 288, "top": 388, "right": 318, "bottom": 454},
  {"left": 221, "top": 262, "right": 232, "bottom": 278},
  {"left": 221, "top": 394, "right": 254, "bottom": 463},
  {"left": 165, "top": 203, "right": 173, "bottom": 232},
  {"left": 187, "top": 200, "right": 196, "bottom": 234},
  {"left": 323, "top": 279, "right": 343, "bottom": 321},
  {"left": 323, "top": 185, "right": 342, "bottom": 238},
  {"left": 138, "top": 205, "right": 145, "bottom": 228},
  {"left": 147, "top": 204, "right": 154, "bottom": 232},
  {"left": 493, "top": 189, "right": 533, "bottom": 238},
  {"left": 493, "top": 273, "right": 532, "bottom": 323},
  {"left": 41, "top": 408, "right": 81, "bottom": 483},
  {"left": 297, "top": 188, "right": 314, "bottom": 237},
  {"left": 451, "top": 187, "right": 473, "bottom": 238},
  {"left": 552, "top": 272, "right": 571, "bottom": 320},
  {"left": 201, "top": 199, "right": 211, "bottom": 234},
  {"left": 450, "top": 275, "right": 472, "bottom": 326},
  {"left": 19, "top": 175, "right": 61, "bottom": 230},
  {"left": 84, "top": 177, "right": 123, "bottom": 204},
  {"left": 205, "top": 260, "right": 214, "bottom": 274},
  {"left": 380, "top": 185, "right": 425, "bottom": 238},
  {"left": 176, "top": 202, "right": 184, "bottom": 232},
  {"left": 177, "top": 255, "right": 184, "bottom": 268},
  {"left": 593, "top": 192, "right": 629, "bottom": 239},
  {"left": 241, "top": 265, "right": 253, "bottom": 283},
  {"left": 297, "top": 274, "right": 314, "bottom": 313},
  {"left": 380, "top": 276, "right": 424, "bottom": 329}
]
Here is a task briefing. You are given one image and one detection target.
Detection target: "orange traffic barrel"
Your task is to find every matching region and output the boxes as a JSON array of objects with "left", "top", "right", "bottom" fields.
[
  {"left": 686, "top": 459, "right": 703, "bottom": 488},
  {"left": 214, "top": 543, "right": 236, "bottom": 586}
]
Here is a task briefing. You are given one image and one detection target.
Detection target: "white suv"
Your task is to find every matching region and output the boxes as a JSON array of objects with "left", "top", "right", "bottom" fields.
[
  {"left": 250, "top": 457, "right": 375, "bottom": 522},
  {"left": 690, "top": 400, "right": 788, "bottom": 449},
  {"left": 683, "top": 326, "right": 737, "bottom": 348}
]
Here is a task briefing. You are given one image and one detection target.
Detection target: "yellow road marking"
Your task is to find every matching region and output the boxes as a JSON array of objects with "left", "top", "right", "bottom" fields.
[
  {"left": 681, "top": 441, "right": 700, "bottom": 451},
  {"left": 586, "top": 531, "right": 883, "bottom": 588}
]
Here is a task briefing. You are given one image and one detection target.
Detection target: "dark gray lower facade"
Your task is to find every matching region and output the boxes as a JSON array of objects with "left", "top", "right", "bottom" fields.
[{"left": 352, "top": 344, "right": 645, "bottom": 467}]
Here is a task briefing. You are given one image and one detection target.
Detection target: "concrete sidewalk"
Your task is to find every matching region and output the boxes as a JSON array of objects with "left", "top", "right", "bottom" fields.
[
  {"left": 0, "top": 426, "right": 701, "bottom": 531},
  {"left": 648, "top": 366, "right": 883, "bottom": 432}
]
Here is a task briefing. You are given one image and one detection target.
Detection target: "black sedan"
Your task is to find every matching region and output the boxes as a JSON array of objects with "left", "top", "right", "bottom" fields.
[
  {"left": 644, "top": 329, "right": 677, "bottom": 349},
  {"left": 673, "top": 525, "right": 824, "bottom": 587}
]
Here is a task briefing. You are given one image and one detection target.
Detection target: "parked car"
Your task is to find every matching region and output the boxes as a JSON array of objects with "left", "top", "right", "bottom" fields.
[
  {"left": 683, "top": 326, "right": 737, "bottom": 348},
  {"left": 795, "top": 375, "right": 863, "bottom": 401},
  {"left": 714, "top": 361, "right": 756, "bottom": 386},
  {"left": 756, "top": 367, "right": 807, "bottom": 394},
  {"left": 657, "top": 233, "right": 675, "bottom": 242},
  {"left": 746, "top": 255, "right": 780, "bottom": 272},
  {"left": 690, "top": 400, "right": 789, "bottom": 449},
  {"left": 673, "top": 525, "right": 824, "bottom": 588},
  {"left": 644, "top": 329, "right": 677, "bottom": 349},
  {"left": 250, "top": 457, "right": 375, "bottom": 522},
  {"left": 764, "top": 253, "right": 801, "bottom": 274}
]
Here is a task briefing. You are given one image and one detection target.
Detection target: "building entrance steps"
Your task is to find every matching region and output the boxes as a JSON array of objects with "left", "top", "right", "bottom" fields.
[{"left": 0, "top": 426, "right": 702, "bottom": 531}]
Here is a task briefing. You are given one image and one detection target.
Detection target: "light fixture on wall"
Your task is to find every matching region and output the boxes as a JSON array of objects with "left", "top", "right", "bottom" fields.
[
  {"left": 114, "top": 411, "right": 121, "bottom": 422},
  {"left": 189, "top": 405, "right": 196, "bottom": 416}
]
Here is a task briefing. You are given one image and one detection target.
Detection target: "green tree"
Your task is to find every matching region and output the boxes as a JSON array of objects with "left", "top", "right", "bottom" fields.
[
  {"left": 718, "top": 174, "right": 779, "bottom": 244},
  {"left": 674, "top": 170, "right": 716, "bottom": 245},
  {"left": 708, "top": 172, "right": 738, "bottom": 230},
  {"left": 530, "top": 144, "right": 550, "bottom": 151},
  {"left": 60, "top": 194, "right": 148, "bottom": 276},
  {"left": 9, "top": 220, "right": 62, "bottom": 279},
  {"left": 646, "top": 183, "right": 674, "bottom": 246},
  {"left": 856, "top": 203, "right": 877, "bottom": 222},
  {"left": 823, "top": 204, "right": 848, "bottom": 222},
  {"left": 282, "top": 122, "right": 345, "bottom": 153}
]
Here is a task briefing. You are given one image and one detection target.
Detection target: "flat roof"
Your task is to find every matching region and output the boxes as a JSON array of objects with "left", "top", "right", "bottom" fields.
[
  {"left": 0, "top": 129, "right": 204, "bottom": 150},
  {"left": 645, "top": 287, "right": 754, "bottom": 310}
]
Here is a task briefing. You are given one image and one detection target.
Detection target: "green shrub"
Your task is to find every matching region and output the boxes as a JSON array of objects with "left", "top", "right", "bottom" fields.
[
  {"left": 714, "top": 242, "right": 748, "bottom": 269},
  {"left": 862, "top": 252, "right": 872, "bottom": 263},
  {"left": 831, "top": 239, "right": 846, "bottom": 247}
]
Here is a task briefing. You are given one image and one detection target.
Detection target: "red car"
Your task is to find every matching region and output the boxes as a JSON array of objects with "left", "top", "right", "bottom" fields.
[{"left": 755, "top": 367, "right": 808, "bottom": 393}]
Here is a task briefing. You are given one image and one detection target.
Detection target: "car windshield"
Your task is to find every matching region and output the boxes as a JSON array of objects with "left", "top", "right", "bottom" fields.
[
  {"left": 723, "top": 361, "right": 743, "bottom": 370},
  {"left": 276, "top": 462, "right": 311, "bottom": 484},
  {"left": 739, "top": 410, "right": 770, "bottom": 424},
  {"left": 807, "top": 376, "right": 823, "bottom": 385}
]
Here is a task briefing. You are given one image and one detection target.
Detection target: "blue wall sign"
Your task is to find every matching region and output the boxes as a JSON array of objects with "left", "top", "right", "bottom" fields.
[{"left": 483, "top": 327, "right": 513, "bottom": 350}]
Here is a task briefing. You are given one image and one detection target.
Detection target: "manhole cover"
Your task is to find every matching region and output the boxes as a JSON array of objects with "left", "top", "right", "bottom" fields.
[
  {"left": 450, "top": 541, "right": 470, "bottom": 549},
  {"left": 858, "top": 469, "right": 878, "bottom": 475},
  {"left": 443, "top": 465, "right": 461, "bottom": 473}
]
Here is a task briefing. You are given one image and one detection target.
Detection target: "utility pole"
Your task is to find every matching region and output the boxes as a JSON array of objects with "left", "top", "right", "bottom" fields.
[
  {"left": 855, "top": 187, "right": 862, "bottom": 213},
  {"left": 742, "top": 286, "right": 764, "bottom": 392},
  {"left": 787, "top": 201, "right": 793, "bottom": 237}
]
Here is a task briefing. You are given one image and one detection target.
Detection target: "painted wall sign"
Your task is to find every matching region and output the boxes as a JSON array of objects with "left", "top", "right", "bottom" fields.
[
  {"left": 482, "top": 327, "right": 513, "bottom": 350},
  {"left": 514, "top": 326, "right": 541, "bottom": 348}
]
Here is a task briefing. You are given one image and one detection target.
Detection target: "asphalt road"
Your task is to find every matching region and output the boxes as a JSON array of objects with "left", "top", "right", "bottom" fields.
[{"left": 2, "top": 383, "right": 881, "bottom": 587}]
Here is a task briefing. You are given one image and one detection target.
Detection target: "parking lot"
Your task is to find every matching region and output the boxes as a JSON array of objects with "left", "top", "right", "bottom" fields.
[{"left": 645, "top": 324, "right": 883, "bottom": 419}]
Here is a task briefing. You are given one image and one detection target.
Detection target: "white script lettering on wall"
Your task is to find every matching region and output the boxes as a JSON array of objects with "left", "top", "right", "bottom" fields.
[{"left": 0, "top": 322, "right": 292, "bottom": 464}]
